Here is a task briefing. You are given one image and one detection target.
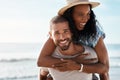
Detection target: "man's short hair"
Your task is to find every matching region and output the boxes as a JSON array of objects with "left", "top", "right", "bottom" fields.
[{"left": 50, "top": 15, "right": 68, "bottom": 30}]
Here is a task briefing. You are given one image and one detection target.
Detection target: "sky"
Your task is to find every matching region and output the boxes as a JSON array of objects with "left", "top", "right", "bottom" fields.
[{"left": 0, "top": 0, "right": 120, "bottom": 44}]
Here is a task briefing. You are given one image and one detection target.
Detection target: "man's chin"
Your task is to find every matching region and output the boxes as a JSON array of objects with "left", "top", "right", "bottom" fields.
[{"left": 59, "top": 46, "right": 69, "bottom": 51}]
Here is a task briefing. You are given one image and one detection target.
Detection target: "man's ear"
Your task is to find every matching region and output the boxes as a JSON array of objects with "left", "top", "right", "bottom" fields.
[{"left": 49, "top": 31, "right": 52, "bottom": 39}]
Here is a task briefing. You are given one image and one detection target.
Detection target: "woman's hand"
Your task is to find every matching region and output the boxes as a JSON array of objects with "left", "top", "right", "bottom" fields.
[
  {"left": 72, "top": 53, "right": 97, "bottom": 64},
  {"left": 52, "top": 59, "right": 80, "bottom": 71}
]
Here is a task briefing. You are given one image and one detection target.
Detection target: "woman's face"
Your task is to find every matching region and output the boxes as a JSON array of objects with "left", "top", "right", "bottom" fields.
[{"left": 72, "top": 4, "right": 90, "bottom": 31}]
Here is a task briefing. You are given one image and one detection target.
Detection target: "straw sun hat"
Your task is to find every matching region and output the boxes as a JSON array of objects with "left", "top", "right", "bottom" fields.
[{"left": 58, "top": 0, "right": 100, "bottom": 15}]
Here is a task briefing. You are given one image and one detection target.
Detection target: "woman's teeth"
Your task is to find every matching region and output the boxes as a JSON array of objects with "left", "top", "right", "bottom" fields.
[{"left": 80, "top": 23, "right": 86, "bottom": 26}]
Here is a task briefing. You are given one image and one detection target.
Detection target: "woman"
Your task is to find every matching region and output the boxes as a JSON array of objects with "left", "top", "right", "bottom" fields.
[{"left": 37, "top": 0, "right": 109, "bottom": 80}]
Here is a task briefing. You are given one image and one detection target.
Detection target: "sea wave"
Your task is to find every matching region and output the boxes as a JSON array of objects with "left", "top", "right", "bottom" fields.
[
  {"left": 0, "top": 75, "right": 37, "bottom": 80},
  {"left": 0, "top": 57, "right": 120, "bottom": 67},
  {"left": 0, "top": 58, "right": 36, "bottom": 62},
  {"left": 110, "top": 64, "right": 120, "bottom": 68},
  {"left": 109, "top": 57, "right": 120, "bottom": 68},
  {"left": 109, "top": 56, "right": 120, "bottom": 59},
  {"left": 110, "top": 62, "right": 120, "bottom": 68}
]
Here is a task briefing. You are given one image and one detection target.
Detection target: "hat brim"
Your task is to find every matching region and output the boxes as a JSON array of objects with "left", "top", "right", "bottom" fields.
[{"left": 58, "top": 2, "right": 100, "bottom": 15}]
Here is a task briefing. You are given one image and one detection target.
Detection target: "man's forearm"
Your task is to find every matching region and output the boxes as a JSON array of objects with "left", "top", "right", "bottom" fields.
[
  {"left": 99, "top": 72, "right": 109, "bottom": 80},
  {"left": 40, "top": 74, "right": 47, "bottom": 80}
]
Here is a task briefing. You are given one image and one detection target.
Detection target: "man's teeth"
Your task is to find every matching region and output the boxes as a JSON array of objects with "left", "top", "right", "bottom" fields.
[{"left": 60, "top": 40, "right": 67, "bottom": 44}]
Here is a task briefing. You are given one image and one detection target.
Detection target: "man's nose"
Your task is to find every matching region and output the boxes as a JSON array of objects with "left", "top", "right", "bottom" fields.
[{"left": 59, "top": 34, "right": 65, "bottom": 40}]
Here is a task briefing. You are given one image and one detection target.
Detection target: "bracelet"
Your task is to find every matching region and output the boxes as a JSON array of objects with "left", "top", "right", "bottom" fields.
[{"left": 79, "top": 64, "right": 83, "bottom": 72}]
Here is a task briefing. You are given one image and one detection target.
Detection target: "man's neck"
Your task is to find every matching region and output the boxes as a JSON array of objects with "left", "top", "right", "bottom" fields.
[{"left": 58, "top": 42, "right": 84, "bottom": 56}]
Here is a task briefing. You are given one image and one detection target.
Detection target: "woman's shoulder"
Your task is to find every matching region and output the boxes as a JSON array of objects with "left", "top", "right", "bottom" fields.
[
  {"left": 91, "top": 26, "right": 105, "bottom": 47},
  {"left": 96, "top": 26, "right": 105, "bottom": 39}
]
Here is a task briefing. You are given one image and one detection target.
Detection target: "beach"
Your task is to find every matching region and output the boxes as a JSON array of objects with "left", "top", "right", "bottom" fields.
[{"left": 0, "top": 43, "right": 120, "bottom": 80}]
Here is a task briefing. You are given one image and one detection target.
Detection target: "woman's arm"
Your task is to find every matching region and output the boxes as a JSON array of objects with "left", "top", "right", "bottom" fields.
[
  {"left": 95, "top": 37, "right": 109, "bottom": 80},
  {"left": 82, "top": 37, "right": 109, "bottom": 73},
  {"left": 37, "top": 37, "right": 64, "bottom": 67},
  {"left": 37, "top": 37, "right": 109, "bottom": 79},
  {"left": 82, "top": 37, "right": 109, "bottom": 80}
]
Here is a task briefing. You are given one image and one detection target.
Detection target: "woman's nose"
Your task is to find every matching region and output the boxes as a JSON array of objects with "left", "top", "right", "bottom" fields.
[{"left": 81, "top": 15, "right": 90, "bottom": 23}]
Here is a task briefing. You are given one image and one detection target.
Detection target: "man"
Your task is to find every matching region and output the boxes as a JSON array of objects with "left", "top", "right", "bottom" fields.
[{"left": 39, "top": 15, "right": 100, "bottom": 80}]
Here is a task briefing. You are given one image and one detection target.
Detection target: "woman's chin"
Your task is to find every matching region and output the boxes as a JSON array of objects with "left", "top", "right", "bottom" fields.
[{"left": 77, "top": 27, "right": 84, "bottom": 31}]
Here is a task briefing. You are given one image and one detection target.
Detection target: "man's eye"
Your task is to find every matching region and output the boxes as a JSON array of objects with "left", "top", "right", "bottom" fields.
[{"left": 54, "top": 32, "right": 59, "bottom": 35}]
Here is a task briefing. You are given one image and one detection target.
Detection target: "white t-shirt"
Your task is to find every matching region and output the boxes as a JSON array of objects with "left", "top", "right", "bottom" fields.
[{"left": 48, "top": 46, "right": 98, "bottom": 80}]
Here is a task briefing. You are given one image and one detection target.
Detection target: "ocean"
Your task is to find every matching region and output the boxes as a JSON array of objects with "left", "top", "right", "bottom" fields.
[{"left": 0, "top": 43, "right": 119, "bottom": 80}]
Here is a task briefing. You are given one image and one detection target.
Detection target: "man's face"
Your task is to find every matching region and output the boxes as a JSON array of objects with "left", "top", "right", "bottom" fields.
[{"left": 50, "top": 22, "right": 72, "bottom": 51}]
